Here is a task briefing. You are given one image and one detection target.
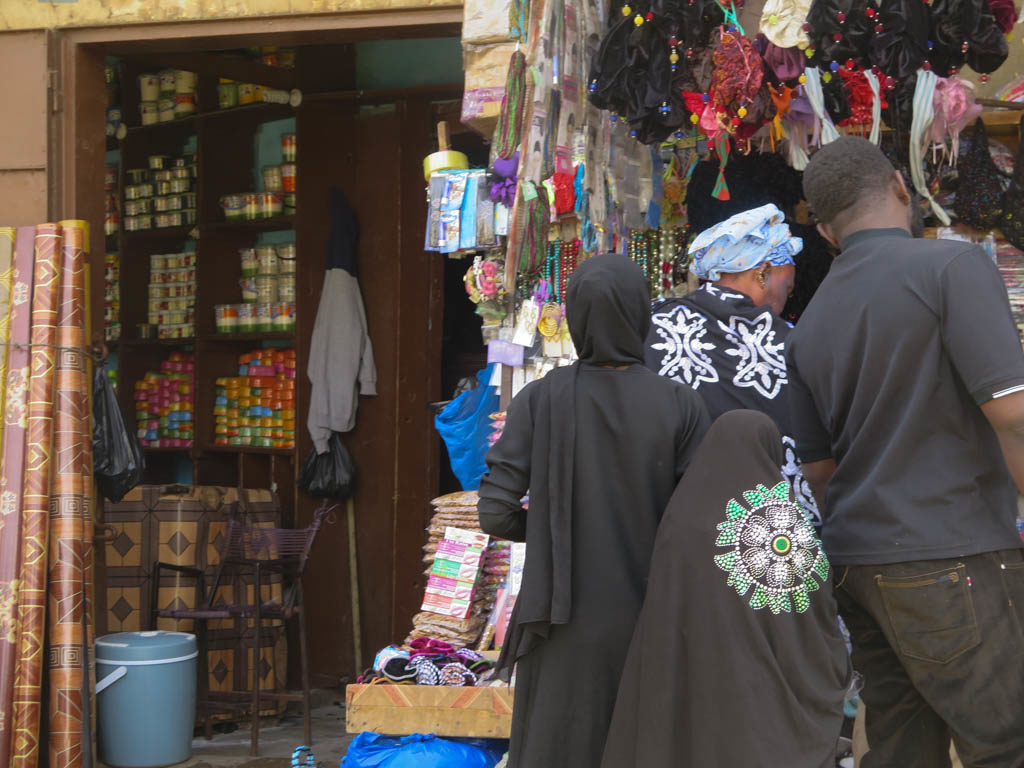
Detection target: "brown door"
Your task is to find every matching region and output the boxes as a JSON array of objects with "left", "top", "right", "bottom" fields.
[{"left": 0, "top": 30, "right": 51, "bottom": 226}]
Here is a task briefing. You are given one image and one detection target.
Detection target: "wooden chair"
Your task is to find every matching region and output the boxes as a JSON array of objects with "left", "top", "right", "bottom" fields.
[{"left": 150, "top": 502, "right": 335, "bottom": 755}]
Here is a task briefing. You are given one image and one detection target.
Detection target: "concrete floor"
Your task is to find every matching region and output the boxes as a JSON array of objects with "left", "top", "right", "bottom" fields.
[{"left": 99, "top": 693, "right": 357, "bottom": 768}]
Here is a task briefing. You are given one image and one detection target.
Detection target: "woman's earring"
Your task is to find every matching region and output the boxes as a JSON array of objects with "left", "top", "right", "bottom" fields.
[{"left": 758, "top": 268, "right": 768, "bottom": 287}]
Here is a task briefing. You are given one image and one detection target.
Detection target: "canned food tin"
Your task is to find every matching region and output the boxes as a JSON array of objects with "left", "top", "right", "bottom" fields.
[
  {"left": 160, "top": 195, "right": 185, "bottom": 212},
  {"left": 154, "top": 181, "right": 172, "bottom": 196},
  {"left": 124, "top": 183, "right": 154, "bottom": 201},
  {"left": 158, "top": 70, "right": 177, "bottom": 97},
  {"left": 237, "top": 303, "right": 256, "bottom": 331},
  {"left": 255, "top": 245, "right": 278, "bottom": 274},
  {"left": 151, "top": 254, "right": 168, "bottom": 270},
  {"left": 281, "top": 133, "right": 297, "bottom": 163},
  {"left": 171, "top": 168, "right": 190, "bottom": 180},
  {"left": 254, "top": 303, "right": 274, "bottom": 332},
  {"left": 218, "top": 81, "right": 238, "bottom": 109},
  {"left": 138, "top": 73, "right": 160, "bottom": 101},
  {"left": 243, "top": 193, "right": 260, "bottom": 221},
  {"left": 262, "top": 165, "right": 283, "bottom": 192},
  {"left": 259, "top": 192, "right": 283, "bottom": 219},
  {"left": 255, "top": 275, "right": 278, "bottom": 303},
  {"left": 280, "top": 163, "right": 297, "bottom": 193},
  {"left": 137, "top": 323, "right": 155, "bottom": 339},
  {"left": 125, "top": 215, "right": 153, "bottom": 231},
  {"left": 221, "top": 194, "right": 245, "bottom": 221},
  {"left": 148, "top": 155, "right": 170, "bottom": 170},
  {"left": 175, "top": 69, "right": 197, "bottom": 94},
  {"left": 124, "top": 199, "right": 152, "bottom": 216},
  {"left": 158, "top": 98, "right": 176, "bottom": 123},
  {"left": 283, "top": 193, "right": 297, "bottom": 214},
  {"left": 170, "top": 178, "right": 191, "bottom": 194},
  {"left": 240, "top": 248, "right": 258, "bottom": 277},
  {"left": 278, "top": 275, "right": 296, "bottom": 302},
  {"left": 182, "top": 209, "right": 197, "bottom": 225},
  {"left": 152, "top": 170, "right": 173, "bottom": 183},
  {"left": 105, "top": 166, "right": 118, "bottom": 189},
  {"left": 140, "top": 101, "right": 159, "bottom": 125},
  {"left": 239, "top": 278, "right": 259, "bottom": 303},
  {"left": 276, "top": 243, "right": 296, "bottom": 273},
  {"left": 174, "top": 93, "right": 197, "bottom": 118},
  {"left": 215, "top": 304, "right": 239, "bottom": 332}
]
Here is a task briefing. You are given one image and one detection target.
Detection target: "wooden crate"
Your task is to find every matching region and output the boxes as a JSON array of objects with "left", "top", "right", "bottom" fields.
[{"left": 345, "top": 684, "right": 514, "bottom": 739}]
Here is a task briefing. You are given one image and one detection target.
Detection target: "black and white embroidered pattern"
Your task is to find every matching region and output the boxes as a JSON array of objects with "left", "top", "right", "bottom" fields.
[
  {"left": 650, "top": 304, "right": 719, "bottom": 388},
  {"left": 782, "top": 435, "right": 821, "bottom": 526},
  {"left": 718, "top": 311, "right": 788, "bottom": 399}
]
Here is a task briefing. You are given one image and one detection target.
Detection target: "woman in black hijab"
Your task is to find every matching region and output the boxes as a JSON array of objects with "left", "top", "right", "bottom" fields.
[
  {"left": 478, "top": 254, "right": 710, "bottom": 768},
  {"left": 601, "top": 410, "right": 850, "bottom": 768}
]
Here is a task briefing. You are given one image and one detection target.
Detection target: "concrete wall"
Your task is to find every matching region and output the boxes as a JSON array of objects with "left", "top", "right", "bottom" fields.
[{"left": 0, "top": 0, "right": 455, "bottom": 31}]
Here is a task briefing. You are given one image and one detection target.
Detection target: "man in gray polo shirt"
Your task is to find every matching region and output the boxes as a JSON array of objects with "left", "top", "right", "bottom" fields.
[{"left": 787, "top": 136, "right": 1024, "bottom": 767}]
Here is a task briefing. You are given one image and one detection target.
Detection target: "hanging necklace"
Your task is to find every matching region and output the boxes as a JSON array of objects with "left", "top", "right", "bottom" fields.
[{"left": 539, "top": 240, "right": 563, "bottom": 341}]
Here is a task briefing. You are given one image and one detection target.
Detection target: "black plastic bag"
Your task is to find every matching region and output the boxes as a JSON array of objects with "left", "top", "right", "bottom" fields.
[
  {"left": 93, "top": 367, "right": 145, "bottom": 502},
  {"left": 298, "top": 432, "right": 355, "bottom": 499}
]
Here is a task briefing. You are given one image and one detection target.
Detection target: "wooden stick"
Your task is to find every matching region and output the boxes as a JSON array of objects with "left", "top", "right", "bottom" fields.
[{"left": 437, "top": 121, "right": 450, "bottom": 151}]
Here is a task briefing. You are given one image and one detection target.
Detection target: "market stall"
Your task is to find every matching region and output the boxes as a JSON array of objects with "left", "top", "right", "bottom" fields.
[{"left": 347, "top": 0, "right": 1024, "bottom": 751}]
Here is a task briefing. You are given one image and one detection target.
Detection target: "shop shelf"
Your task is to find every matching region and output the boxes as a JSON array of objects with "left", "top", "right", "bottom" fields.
[
  {"left": 120, "top": 338, "right": 197, "bottom": 347},
  {"left": 142, "top": 446, "right": 194, "bottom": 453},
  {"left": 203, "top": 216, "right": 295, "bottom": 234},
  {"left": 124, "top": 114, "right": 199, "bottom": 138},
  {"left": 122, "top": 225, "right": 198, "bottom": 243},
  {"left": 200, "top": 102, "right": 295, "bottom": 124},
  {"left": 200, "top": 331, "right": 295, "bottom": 343},
  {"left": 202, "top": 443, "right": 295, "bottom": 456}
]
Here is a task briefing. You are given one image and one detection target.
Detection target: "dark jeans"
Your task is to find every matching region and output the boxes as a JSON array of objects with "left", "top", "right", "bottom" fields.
[{"left": 836, "top": 549, "right": 1024, "bottom": 768}]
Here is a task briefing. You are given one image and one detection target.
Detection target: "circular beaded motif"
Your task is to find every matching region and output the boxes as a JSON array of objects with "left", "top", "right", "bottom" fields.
[{"left": 713, "top": 481, "right": 830, "bottom": 614}]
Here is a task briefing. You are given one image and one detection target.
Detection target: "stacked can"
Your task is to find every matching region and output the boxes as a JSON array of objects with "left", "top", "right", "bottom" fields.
[
  {"left": 213, "top": 348, "right": 297, "bottom": 448},
  {"left": 124, "top": 153, "right": 197, "bottom": 231},
  {"left": 105, "top": 164, "right": 120, "bottom": 236},
  {"left": 138, "top": 69, "right": 196, "bottom": 125},
  {"left": 134, "top": 352, "right": 195, "bottom": 448},
  {"left": 105, "top": 252, "right": 121, "bottom": 342},
  {"left": 218, "top": 244, "right": 296, "bottom": 333},
  {"left": 148, "top": 251, "right": 196, "bottom": 339}
]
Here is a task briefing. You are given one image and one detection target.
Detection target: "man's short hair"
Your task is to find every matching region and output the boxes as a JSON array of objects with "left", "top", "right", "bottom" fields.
[{"left": 802, "top": 137, "right": 896, "bottom": 225}]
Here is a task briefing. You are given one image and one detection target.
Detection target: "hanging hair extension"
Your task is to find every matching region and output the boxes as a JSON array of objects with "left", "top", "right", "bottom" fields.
[
  {"left": 495, "top": 50, "right": 528, "bottom": 160},
  {"left": 519, "top": 190, "right": 551, "bottom": 278}
]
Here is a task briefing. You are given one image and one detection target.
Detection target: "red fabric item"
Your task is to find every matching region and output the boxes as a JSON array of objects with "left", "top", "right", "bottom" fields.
[
  {"left": 837, "top": 69, "right": 887, "bottom": 128},
  {"left": 551, "top": 172, "right": 576, "bottom": 215},
  {"left": 989, "top": 0, "right": 1018, "bottom": 33}
]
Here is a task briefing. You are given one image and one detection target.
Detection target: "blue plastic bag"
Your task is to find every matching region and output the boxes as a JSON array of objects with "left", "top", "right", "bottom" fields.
[
  {"left": 341, "top": 732, "right": 505, "bottom": 768},
  {"left": 435, "top": 364, "right": 500, "bottom": 490}
]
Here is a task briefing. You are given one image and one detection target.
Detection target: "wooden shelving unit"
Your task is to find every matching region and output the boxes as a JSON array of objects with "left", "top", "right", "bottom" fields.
[{"left": 110, "top": 58, "right": 307, "bottom": 525}]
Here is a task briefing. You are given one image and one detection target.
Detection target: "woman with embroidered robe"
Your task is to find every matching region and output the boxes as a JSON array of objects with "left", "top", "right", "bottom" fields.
[
  {"left": 644, "top": 204, "right": 822, "bottom": 524},
  {"left": 477, "top": 254, "right": 710, "bottom": 768},
  {"left": 601, "top": 410, "right": 850, "bottom": 768}
]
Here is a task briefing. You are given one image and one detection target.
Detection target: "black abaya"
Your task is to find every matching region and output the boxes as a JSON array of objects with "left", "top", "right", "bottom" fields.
[
  {"left": 601, "top": 410, "right": 850, "bottom": 768},
  {"left": 478, "top": 254, "right": 710, "bottom": 768}
]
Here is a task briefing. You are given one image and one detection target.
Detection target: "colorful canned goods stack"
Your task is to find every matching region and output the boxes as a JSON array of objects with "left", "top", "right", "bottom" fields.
[
  {"left": 134, "top": 352, "right": 195, "bottom": 448},
  {"left": 149, "top": 251, "right": 196, "bottom": 339},
  {"left": 214, "top": 348, "right": 296, "bottom": 448},
  {"left": 124, "top": 153, "right": 197, "bottom": 231}
]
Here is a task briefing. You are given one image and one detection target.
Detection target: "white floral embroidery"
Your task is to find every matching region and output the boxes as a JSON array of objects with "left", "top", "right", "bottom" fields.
[
  {"left": 781, "top": 436, "right": 821, "bottom": 526},
  {"left": 719, "top": 311, "right": 787, "bottom": 399},
  {"left": 700, "top": 283, "right": 747, "bottom": 302},
  {"left": 650, "top": 305, "right": 719, "bottom": 388}
]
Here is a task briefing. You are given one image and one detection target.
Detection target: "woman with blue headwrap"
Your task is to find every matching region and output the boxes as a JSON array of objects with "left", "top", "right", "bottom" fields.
[{"left": 643, "top": 203, "right": 821, "bottom": 524}]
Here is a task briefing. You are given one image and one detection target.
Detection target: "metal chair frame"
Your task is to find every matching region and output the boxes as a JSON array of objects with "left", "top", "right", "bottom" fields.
[{"left": 150, "top": 502, "right": 335, "bottom": 755}]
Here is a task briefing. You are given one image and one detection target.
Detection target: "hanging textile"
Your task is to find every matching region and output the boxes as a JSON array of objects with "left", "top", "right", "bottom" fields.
[{"left": 49, "top": 220, "right": 93, "bottom": 767}]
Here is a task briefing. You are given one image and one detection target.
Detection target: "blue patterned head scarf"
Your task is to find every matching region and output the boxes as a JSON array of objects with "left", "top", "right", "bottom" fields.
[{"left": 689, "top": 204, "right": 803, "bottom": 282}]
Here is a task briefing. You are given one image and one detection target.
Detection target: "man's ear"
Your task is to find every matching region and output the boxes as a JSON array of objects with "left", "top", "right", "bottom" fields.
[
  {"left": 893, "top": 171, "right": 911, "bottom": 206},
  {"left": 817, "top": 222, "right": 839, "bottom": 250}
]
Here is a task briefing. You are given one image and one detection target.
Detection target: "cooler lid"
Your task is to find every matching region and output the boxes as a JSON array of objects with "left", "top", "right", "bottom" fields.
[{"left": 96, "top": 631, "right": 197, "bottom": 663}]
